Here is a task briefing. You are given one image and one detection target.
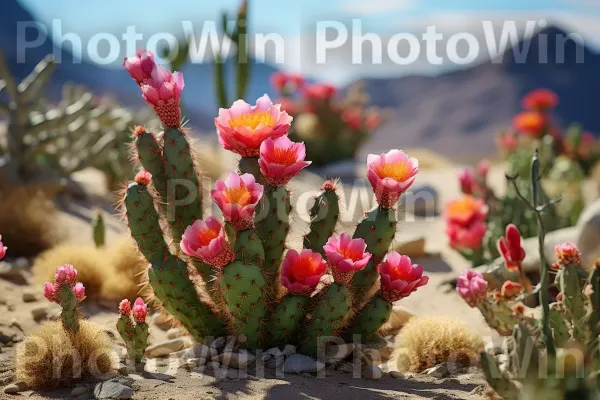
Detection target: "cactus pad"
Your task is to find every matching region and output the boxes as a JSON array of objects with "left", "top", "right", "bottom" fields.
[
  {"left": 351, "top": 293, "right": 392, "bottom": 343},
  {"left": 303, "top": 187, "right": 340, "bottom": 254},
  {"left": 234, "top": 229, "right": 265, "bottom": 267},
  {"left": 269, "top": 294, "right": 308, "bottom": 346}
]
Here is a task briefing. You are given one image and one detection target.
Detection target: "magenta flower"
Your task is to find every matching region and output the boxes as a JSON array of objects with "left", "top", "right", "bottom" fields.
[
  {"left": 132, "top": 297, "right": 148, "bottom": 324},
  {"left": 122, "top": 49, "right": 155, "bottom": 84},
  {"left": 555, "top": 241, "right": 581, "bottom": 266},
  {"left": 73, "top": 282, "right": 86, "bottom": 302},
  {"left": 180, "top": 217, "right": 235, "bottom": 268},
  {"left": 447, "top": 219, "right": 487, "bottom": 251},
  {"left": 497, "top": 224, "right": 526, "bottom": 272},
  {"left": 280, "top": 249, "right": 327, "bottom": 295},
  {"left": 456, "top": 269, "right": 488, "bottom": 307},
  {"left": 140, "top": 65, "right": 184, "bottom": 128},
  {"left": 119, "top": 299, "right": 132, "bottom": 316},
  {"left": 211, "top": 173, "right": 263, "bottom": 231},
  {"left": 367, "top": 150, "right": 419, "bottom": 208},
  {"left": 55, "top": 264, "right": 78, "bottom": 286},
  {"left": 214, "top": 95, "right": 293, "bottom": 157},
  {"left": 134, "top": 169, "right": 152, "bottom": 186},
  {"left": 0, "top": 235, "right": 6, "bottom": 261},
  {"left": 458, "top": 168, "right": 475, "bottom": 195},
  {"left": 323, "top": 233, "right": 371, "bottom": 285},
  {"left": 378, "top": 252, "right": 428, "bottom": 302},
  {"left": 259, "top": 136, "right": 311, "bottom": 186},
  {"left": 43, "top": 282, "right": 58, "bottom": 302}
]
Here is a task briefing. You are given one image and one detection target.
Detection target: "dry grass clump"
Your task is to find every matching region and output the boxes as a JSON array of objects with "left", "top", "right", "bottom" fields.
[
  {"left": 33, "top": 245, "right": 108, "bottom": 299},
  {"left": 0, "top": 188, "right": 63, "bottom": 257},
  {"left": 390, "top": 315, "right": 484, "bottom": 372},
  {"left": 100, "top": 235, "right": 149, "bottom": 302},
  {"left": 16, "top": 320, "right": 115, "bottom": 389}
]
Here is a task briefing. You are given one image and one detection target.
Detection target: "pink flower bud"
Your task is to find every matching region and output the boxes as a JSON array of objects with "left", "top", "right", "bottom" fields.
[
  {"left": 366, "top": 150, "right": 419, "bottom": 209},
  {"left": 476, "top": 160, "right": 490, "bottom": 180},
  {"left": 259, "top": 136, "right": 311, "bottom": 187},
  {"left": 458, "top": 168, "right": 475, "bottom": 195},
  {"left": 119, "top": 299, "right": 132, "bottom": 315},
  {"left": 134, "top": 169, "right": 152, "bottom": 186},
  {"left": 73, "top": 282, "right": 85, "bottom": 302},
  {"left": 497, "top": 224, "right": 526, "bottom": 272},
  {"left": 0, "top": 235, "right": 6, "bottom": 261},
  {"left": 323, "top": 233, "right": 371, "bottom": 285},
  {"left": 555, "top": 241, "right": 581, "bottom": 266},
  {"left": 44, "top": 282, "right": 57, "bottom": 302},
  {"left": 456, "top": 269, "right": 488, "bottom": 307},
  {"left": 378, "top": 252, "right": 428, "bottom": 302},
  {"left": 132, "top": 297, "right": 148, "bottom": 324},
  {"left": 210, "top": 173, "right": 263, "bottom": 231},
  {"left": 181, "top": 217, "right": 235, "bottom": 268},
  {"left": 55, "top": 264, "right": 78, "bottom": 286},
  {"left": 122, "top": 49, "right": 155, "bottom": 84},
  {"left": 280, "top": 249, "right": 327, "bottom": 295}
]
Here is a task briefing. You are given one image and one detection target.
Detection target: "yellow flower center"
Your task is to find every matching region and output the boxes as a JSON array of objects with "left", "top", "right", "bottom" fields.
[
  {"left": 229, "top": 111, "right": 275, "bottom": 130},
  {"left": 224, "top": 187, "right": 251, "bottom": 205},
  {"left": 197, "top": 227, "right": 219, "bottom": 246},
  {"left": 374, "top": 161, "right": 411, "bottom": 182},
  {"left": 271, "top": 148, "right": 298, "bottom": 165}
]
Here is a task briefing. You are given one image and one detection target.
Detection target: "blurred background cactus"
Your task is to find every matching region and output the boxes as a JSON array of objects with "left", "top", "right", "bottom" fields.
[{"left": 271, "top": 75, "right": 393, "bottom": 167}]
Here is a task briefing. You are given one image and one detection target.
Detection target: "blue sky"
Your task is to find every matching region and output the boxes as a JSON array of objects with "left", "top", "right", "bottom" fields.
[{"left": 18, "top": 0, "right": 600, "bottom": 83}]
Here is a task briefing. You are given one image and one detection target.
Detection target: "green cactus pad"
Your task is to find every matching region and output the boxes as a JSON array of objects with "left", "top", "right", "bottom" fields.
[
  {"left": 299, "top": 283, "right": 353, "bottom": 356},
  {"left": 219, "top": 261, "right": 269, "bottom": 348},
  {"left": 269, "top": 294, "right": 308, "bottom": 346},
  {"left": 135, "top": 130, "right": 168, "bottom": 202},
  {"left": 555, "top": 264, "right": 586, "bottom": 340},
  {"left": 162, "top": 128, "right": 203, "bottom": 242},
  {"left": 234, "top": 229, "right": 265, "bottom": 267},
  {"left": 58, "top": 284, "right": 80, "bottom": 332},
  {"left": 303, "top": 188, "right": 340, "bottom": 254},
  {"left": 351, "top": 293, "right": 392, "bottom": 343},
  {"left": 548, "top": 304, "right": 569, "bottom": 348},
  {"left": 351, "top": 206, "right": 397, "bottom": 301},
  {"left": 190, "top": 259, "right": 215, "bottom": 286},
  {"left": 587, "top": 266, "right": 600, "bottom": 351},
  {"left": 125, "top": 181, "right": 225, "bottom": 341},
  {"left": 239, "top": 157, "right": 262, "bottom": 181},
  {"left": 133, "top": 323, "right": 149, "bottom": 363},
  {"left": 476, "top": 298, "right": 517, "bottom": 337},
  {"left": 255, "top": 185, "right": 291, "bottom": 282}
]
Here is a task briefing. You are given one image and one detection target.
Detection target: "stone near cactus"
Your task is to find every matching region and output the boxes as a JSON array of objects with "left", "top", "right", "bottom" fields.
[
  {"left": 282, "top": 354, "right": 325, "bottom": 374},
  {"left": 94, "top": 378, "right": 134, "bottom": 400},
  {"left": 145, "top": 337, "right": 194, "bottom": 358}
]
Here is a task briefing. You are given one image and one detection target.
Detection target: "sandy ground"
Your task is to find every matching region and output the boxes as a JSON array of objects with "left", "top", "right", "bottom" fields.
[{"left": 0, "top": 158, "right": 503, "bottom": 400}]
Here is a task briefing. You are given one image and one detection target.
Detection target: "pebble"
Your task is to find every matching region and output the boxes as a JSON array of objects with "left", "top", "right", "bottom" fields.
[
  {"left": 3, "top": 381, "right": 27, "bottom": 394},
  {"left": 151, "top": 313, "right": 173, "bottom": 331},
  {"left": 31, "top": 306, "right": 48, "bottom": 321},
  {"left": 261, "top": 347, "right": 281, "bottom": 361},
  {"left": 0, "top": 328, "right": 17, "bottom": 345},
  {"left": 337, "top": 362, "right": 355, "bottom": 373},
  {"left": 70, "top": 385, "right": 89, "bottom": 396},
  {"left": 390, "top": 371, "right": 405, "bottom": 379},
  {"left": 166, "top": 328, "right": 184, "bottom": 340},
  {"left": 192, "top": 343, "right": 211, "bottom": 359},
  {"left": 282, "top": 354, "right": 325, "bottom": 374},
  {"left": 265, "top": 356, "right": 284, "bottom": 370},
  {"left": 181, "top": 358, "right": 201, "bottom": 370},
  {"left": 0, "top": 258, "right": 28, "bottom": 279},
  {"left": 210, "top": 337, "right": 226, "bottom": 350},
  {"left": 281, "top": 344, "right": 296, "bottom": 356},
  {"left": 217, "top": 351, "right": 255, "bottom": 369},
  {"left": 145, "top": 337, "right": 193, "bottom": 358},
  {"left": 94, "top": 378, "right": 134, "bottom": 399},
  {"left": 362, "top": 365, "right": 383, "bottom": 380},
  {"left": 22, "top": 291, "right": 37, "bottom": 303},
  {"left": 324, "top": 343, "right": 354, "bottom": 364},
  {"left": 426, "top": 364, "right": 450, "bottom": 379}
]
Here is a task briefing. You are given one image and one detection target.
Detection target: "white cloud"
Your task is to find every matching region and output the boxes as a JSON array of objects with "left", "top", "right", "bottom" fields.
[{"left": 344, "top": 0, "right": 414, "bottom": 15}]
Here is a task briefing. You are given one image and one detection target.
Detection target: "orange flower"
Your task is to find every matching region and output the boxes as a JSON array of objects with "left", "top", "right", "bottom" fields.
[
  {"left": 513, "top": 111, "right": 547, "bottom": 138},
  {"left": 522, "top": 89, "right": 558, "bottom": 111}
]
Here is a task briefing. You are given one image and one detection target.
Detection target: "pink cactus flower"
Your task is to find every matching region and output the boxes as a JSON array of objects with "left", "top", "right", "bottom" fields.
[
  {"left": 43, "top": 282, "right": 58, "bottom": 302},
  {"left": 122, "top": 49, "right": 155, "bottom": 84},
  {"left": 367, "top": 150, "right": 419, "bottom": 208},
  {"left": 497, "top": 224, "right": 526, "bottom": 272},
  {"left": 476, "top": 160, "right": 491, "bottom": 180},
  {"left": 378, "top": 252, "right": 428, "bottom": 302},
  {"left": 180, "top": 217, "right": 235, "bottom": 268},
  {"left": 140, "top": 65, "right": 184, "bottom": 128},
  {"left": 0, "top": 235, "right": 6, "bottom": 261},
  {"left": 303, "top": 83, "right": 337, "bottom": 100},
  {"left": 119, "top": 299, "right": 132, "bottom": 316},
  {"left": 259, "top": 136, "right": 311, "bottom": 187},
  {"left": 214, "top": 95, "right": 293, "bottom": 157},
  {"left": 270, "top": 72, "right": 288, "bottom": 91},
  {"left": 555, "top": 241, "right": 581, "bottom": 266},
  {"left": 496, "top": 131, "right": 518, "bottom": 153},
  {"left": 73, "top": 282, "right": 86, "bottom": 302},
  {"left": 456, "top": 269, "right": 488, "bottom": 307},
  {"left": 447, "top": 219, "right": 487, "bottom": 251},
  {"left": 458, "top": 168, "right": 475, "bottom": 195},
  {"left": 211, "top": 173, "right": 263, "bottom": 230},
  {"left": 134, "top": 169, "right": 152, "bottom": 186},
  {"left": 323, "top": 233, "right": 372, "bottom": 285},
  {"left": 280, "top": 249, "right": 327, "bottom": 295},
  {"left": 501, "top": 281, "right": 523, "bottom": 300},
  {"left": 132, "top": 297, "right": 148, "bottom": 324},
  {"left": 55, "top": 264, "right": 78, "bottom": 286}
]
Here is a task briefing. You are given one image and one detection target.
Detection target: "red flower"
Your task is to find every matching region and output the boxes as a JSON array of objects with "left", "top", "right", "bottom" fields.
[
  {"left": 303, "top": 83, "right": 337, "bottom": 100},
  {"left": 513, "top": 112, "right": 547, "bottom": 138},
  {"left": 497, "top": 224, "right": 526, "bottom": 272},
  {"left": 522, "top": 89, "right": 558, "bottom": 111}
]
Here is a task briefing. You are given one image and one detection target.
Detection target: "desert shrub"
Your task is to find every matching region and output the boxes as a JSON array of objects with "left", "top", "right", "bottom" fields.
[
  {"left": 391, "top": 315, "right": 484, "bottom": 372},
  {"left": 15, "top": 320, "right": 115, "bottom": 389},
  {"left": 0, "top": 188, "right": 63, "bottom": 257},
  {"left": 101, "top": 236, "right": 149, "bottom": 302}
]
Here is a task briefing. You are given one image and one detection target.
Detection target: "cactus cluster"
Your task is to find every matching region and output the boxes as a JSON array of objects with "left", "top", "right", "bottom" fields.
[
  {"left": 457, "top": 152, "right": 600, "bottom": 399},
  {"left": 0, "top": 52, "right": 154, "bottom": 194},
  {"left": 42, "top": 264, "right": 86, "bottom": 332},
  {"left": 120, "top": 49, "right": 428, "bottom": 355},
  {"left": 117, "top": 298, "right": 150, "bottom": 363}
]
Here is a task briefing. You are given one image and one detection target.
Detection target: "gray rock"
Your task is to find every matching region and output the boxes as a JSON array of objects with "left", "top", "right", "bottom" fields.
[
  {"left": 0, "top": 258, "right": 28, "bottom": 279},
  {"left": 217, "top": 351, "right": 255, "bottom": 369},
  {"left": 71, "top": 385, "right": 89, "bottom": 396},
  {"left": 337, "top": 362, "right": 355, "bottom": 373},
  {"left": 4, "top": 381, "right": 27, "bottom": 394},
  {"left": 390, "top": 371, "right": 405, "bottom": 379},
  {"left": 151, "top": 312, "right": 173, "bottom": 331},
  {"left": 281, "top": 344, "right": 296, "bottom": 356},
  {"left": 22, "top": 291, "right": 37, "bottom": 303},
  {"left": 261, "top": 347, "right": 281, "bottom": 361},
  {"left": 362, "top": 365, "right": 383, "bottom": 380},
  {"left": 426, "top": 364, "right": 450, "bottom": 379},
  {"left": 192, "top": 343, "right": 211, "bottom": 358},
  {"left": 145, "top": 337, "right": 193, "bottom": 358},
  {"left": 166, "top": 328, "right": 183, "bottom": 340},
  {"left": 31, "top": 306, "right": 48, "bottom": 321},
  {"left": 282, "top": 354, "right": 325, "bottom": 374},
  {"left": 181, "top": 358, "right": 201, "bottom": 370},
  {"left": 94, "top": 378, "right": 134, "bottom": 399},
  {"left": 324, "top": 343, "right": 354, "bottom": 364},
  {"left": 210, "top": 336, "right": 226, "bottom": 349},
  {"left": 265, "top": 356, "right": 284, "bottom": 370}
]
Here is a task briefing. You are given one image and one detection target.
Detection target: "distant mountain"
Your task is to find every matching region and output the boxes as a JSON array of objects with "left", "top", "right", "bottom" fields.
[
  {"left": 358, "top": 27, "right": 600, "bottom": 160},
  {"left": 1, "top": 0, "right": 281, "bottom": 130}
]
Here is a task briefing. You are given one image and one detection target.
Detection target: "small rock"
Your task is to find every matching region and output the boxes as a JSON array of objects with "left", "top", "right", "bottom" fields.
[
  {"left": 470, "top": 385, "right": 485, "bottom": 394},
  {"left": 145, "top": 337, "right": 193, "bottom": 358},
  {"left": 166, "top": 328, "right": 183, "bottom": 340},
  {"left": 210, "top": 337, "right": 226, "bottom": 349},
  {"left": 22, "top": 291, "right": 37, "bottom": 303},
  {"left": 71, "top": 385, "right": 89, "bottom": 396},
  {"left": 31, "top": 306, "right": 48, "bottom": 321},
  {"left": 217, "top": 351, "right": 255, "bottom": 369},
  {"left": 151, "top": 312, "right": 173, "bottom": 331},
  {"left": 192, "top": 344, "right": 211, "bottom": 358},
  {"left": 94, "top": 378, "right": 134, "bottom": 399},
  {"left": 261, "top": 347, "right": 281, "bottom": 361},
  {"left": 337, "top": 362, "right": 355, "bottom": 373},
  {"left": 324, "top": 343, "right": 354, "bottom": 364},
  {"left": 9, "top": 319, "right": 22, "bottom": 330},
  {"left": 181, "top": 358, "right": 201, "bottom": 370},
  {"left": 208, "top": 347, "right": 218, "bottom": 360},
  {"left": 4, "top": 381, "right": 27, "bottom": 394},
  {"left": 0, "top": 327, "right": 16, "bottom": 345},
  {"left": 390, "top": 371, "right": 404, "bottom": 379},
  {"left": 426, "top": 364, "right": 450, "bottom": 379},
  {"left": 116, "top": 363, "right": 129, "bottom": 375},
  {"left": 283, "top": 354, "right": 325, "bottom": 374},
  {"left": 281, "top": 344, "right": 296, "bottom": 356},
  {"left": 0, "top": 259, "right": 27, "bottom": 279},
  {"left": 362, "top": 365, "right": 383, "bottom": 380},
  {"left": 265, "top": 356, "right": 284, "bottom": 370}
]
